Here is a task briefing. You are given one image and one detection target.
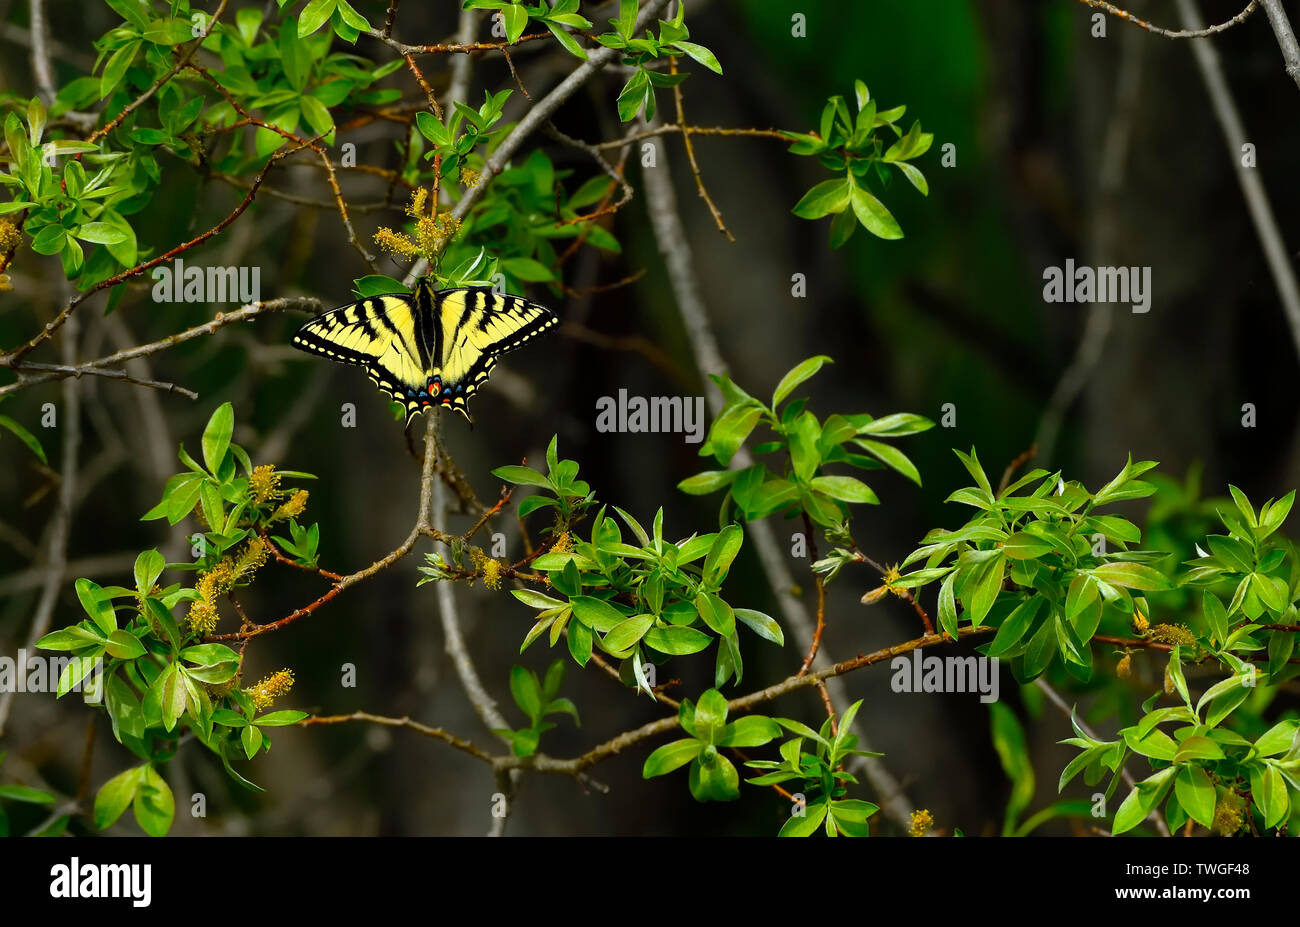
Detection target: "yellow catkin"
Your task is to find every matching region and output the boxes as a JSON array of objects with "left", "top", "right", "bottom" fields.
[
  {"left": 1132, "top": 610, "right": 1149, "bottom": 634},
  {"left": 405, "top": 186, "right": 429, "bottom": 219},
  {"left": 459, "top": 165, "right": 482, "bottom": 187},
  {"left": 249, "top": 464, "right": 282, "bottom": 504},
  {"left": 549, "top": 530, "right": 574, "bottom": 554},
  {"left": 374, "top": 226, "right": 420, "bottom": 257},
  {"left": 186, "top": 600, "right": 219, "bottom": 635},
  {"left": 0, "top": 219, "right": 21, "bottom": 252},
  {"left": 236, "top": 536, "right": 269, "bottom": 575},
  {"left": 1116, "top": 652, "right": 1132, "bottom": 679},
  {"left": 909, "top": 809, "right": 933, "bottom": 837},
  {"left": 246, "top": 669, "right": 294, "bottom": 711},
  {"left": 1148, "top": 623, "right": 1197, "bottom": 647},
  {"left": 1212, "top": 792, "right": 1246, "bottom": 835},
  {"left": 271, "top": 489, "right": 308, "bottom": 522}
]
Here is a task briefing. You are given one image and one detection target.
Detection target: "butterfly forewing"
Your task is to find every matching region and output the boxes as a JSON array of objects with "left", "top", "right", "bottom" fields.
[
  {"left": 291, "top": 294, "right": 428, "bottom": 421},
  {"left": 435, "top": 287, "right": 559, "bottom": 417}
]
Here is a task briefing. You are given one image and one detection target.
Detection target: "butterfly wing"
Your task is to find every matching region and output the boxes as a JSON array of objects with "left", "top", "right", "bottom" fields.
[
  {"left": 291, "top": 284, "right": 558, "bottom": 426},
  {"left": 291, "top": 294, "right": 432, "bottom": 424},
  {"left": 434, "top": 287, "right": 559, "bottom": 420}
]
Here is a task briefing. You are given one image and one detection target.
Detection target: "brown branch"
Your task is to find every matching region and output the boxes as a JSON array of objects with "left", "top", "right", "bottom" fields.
[
  {"left": 591, "top": 124, "right": 791, "bottom": 150},
  {"left": 260, "top": 530, "right": 344, "bottom": 582},
  {"left": 0, "top": 360, "right": 197, "bottom": 398},
  {"left": 1076, "top": 0, "right": 1257, "bottom": 38},
  {"left": 670, "top": 57, "right": 733, "bottom": 241},
  {"left": 505, "top": 626, "right": 994, "bottom": 776},
  {"left": 299, "top": 711, "right": 494, "bottom": 764},
  {"left": 373, "top": 30, "right": 556, "bottom": 57},
  {"left": 0, "top": 298, "right": 322, "bottom": 399}
]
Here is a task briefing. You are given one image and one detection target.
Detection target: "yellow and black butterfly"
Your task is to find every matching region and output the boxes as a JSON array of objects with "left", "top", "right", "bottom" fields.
[{"left": 291, "top": 280, "right": 558, "bottom": 424}]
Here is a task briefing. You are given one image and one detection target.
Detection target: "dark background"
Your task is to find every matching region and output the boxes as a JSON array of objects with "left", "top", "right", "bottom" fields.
[{"left": 1, "top": 0, "right": 1297, "bottom": 836}]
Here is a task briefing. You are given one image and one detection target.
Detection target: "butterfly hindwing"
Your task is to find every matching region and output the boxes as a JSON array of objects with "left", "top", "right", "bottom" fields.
[{"left": 290, "top": 282, "right": 557, "bottom": 426}]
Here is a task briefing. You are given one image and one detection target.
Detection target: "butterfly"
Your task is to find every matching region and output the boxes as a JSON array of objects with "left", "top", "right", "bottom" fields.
[{"left": 291, "top": 280, "right": 558, "bottom": 425}]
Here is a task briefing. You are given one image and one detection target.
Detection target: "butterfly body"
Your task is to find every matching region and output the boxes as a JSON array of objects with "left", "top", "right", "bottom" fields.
[{"left": 291, "top": 280, "right": 557, "bottom": 424}]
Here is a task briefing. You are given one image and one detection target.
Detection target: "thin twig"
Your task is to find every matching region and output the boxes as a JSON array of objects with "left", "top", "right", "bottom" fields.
[
  {"left": 300, "top": 711, "right": 494, "bottom": 763},
  {"left": 0, "top": 298, "right": 322, "bottom": 399},
  {"left": 670, "top": 56, "right": 733, "bottom": 241},
  {"left": 1177, "top": 0, "right": 1300, "bottom": 362},
  {"left": 1, "top": 360, "right": 197, "bottom": 398},
  {"left": 1077, "top": 0, "right": 1257, "bottom": 38}
]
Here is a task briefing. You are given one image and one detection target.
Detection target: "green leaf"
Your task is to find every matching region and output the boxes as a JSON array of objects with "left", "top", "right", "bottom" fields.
[
  {"left": 1091, "top": 561, "right": 1172, "bottom": 592},
  {"left": 852, "top": 438, "right": 921, "bottom": 485},
  {"left": 1112, "top": 767, "right": 1176, "bottom": 835},
  {"left": 696, "top": 592, "right": 735, "bottom": 637},
  {"left": 1001, "top": 532, "right": 1053, "bottom": 560},
  {"left": 849, "top": 184, "right": 903, "bottom": 239},
  {"left": 810, "top": 475, "right": 878, "bottom": 504},
  {"left": 964, "top": 551, "right": 1006, "bottom": 627},
  {"left": 779, "top": 800, "right": 829, "bottom": 836},
  {"left": 772, "top": 355, "right": 832, "bottom": 408},
  {"left": 76, "top": 578, "right": 117, "bottom": 636},
  {"left": 75, "top": 222, "right": 129, "bottom": 245},
  {"left": 688, "top": 750, "right": 740, "bottom": 801},
  {"left": 671, "top": 40, "right": 722, "bottom": 74},
  {"left": 0, "top": 784, "right": 53, "bottom": 804},
  {"left": 567, "top": 618, "right": 593, "bottom": 665},
  {"left": 134, "top": 765, "right": 174, "bottom": 837},
  {"left": 735, "top": 608, "right": 784, "bottom": 646},
  {"left": 501, "top": 3, "right": 528, "bottom": 43},
  {"left": 1251, "top": 763, "right": 1289, "bottom": 829},
  {"left": 133, "top": 548, "right": 164, "bottom": 596},
  {"left": 677, "top": 470, "right": 736, "bottom": 495},
  {"left": 644, "top": 625, "right": 713, "bottom": 655},
  {"left": 509, "top": 665, "right": 543, "bottom": 721},
  {"left": 602, "top": 614, "right": 655, "bottom": 653},
  {"left": 180, "top": 643, "right": 241, "bottom": 666},
  {"left": 569, "top": 596, "right": 626, "bottom": 633},
  {"left": 642, "top": 738, "right": 701, "bottom": 778},
  {"left": 93, "top": 766, "right": 140, "bottom": 830},
  {"left": 546, "top": 21, "right": 588, "bottom": 59},
  {"left": 254, "top": 710, "right": 308, "bottom": 726},
  {"left": 707, "top": 404, "right": 764, "bottom": 465},
  {"left": 491, "top": 464, "right": 553, "bottom": 489},
  {"left": 0, "top": 414, "right": 47, "bottom": 463},
  {"left": 201, "top": 402, "right": 234, "bottom": 473},
  {"left": 792, "top": 178, "right": 851, "bottom": 220},
  {"left": 105, "top": 629, "right": 145, "bottom": 660},
  {"left": 693, "top": 688, "right": 729, "bottom": 742},
  {"left": 703, "top": 524, "right": 743, "bottom": 582},
  {"left": 717, "top": 716, "right": 780, "bottom": 748}
]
